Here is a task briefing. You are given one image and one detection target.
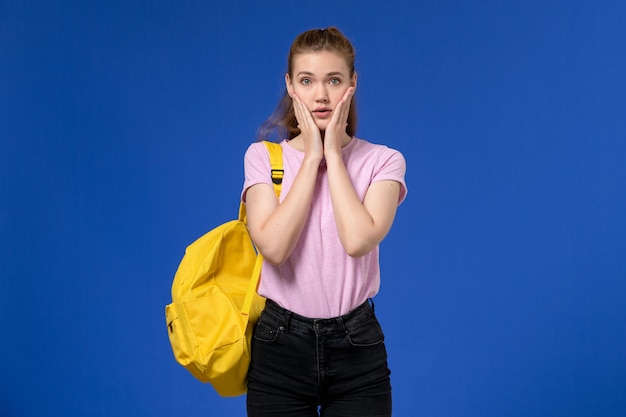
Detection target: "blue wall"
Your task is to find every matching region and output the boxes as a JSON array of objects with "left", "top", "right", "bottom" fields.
[{"left": 2, "top": 1, "right": 625, "bottom": 415}]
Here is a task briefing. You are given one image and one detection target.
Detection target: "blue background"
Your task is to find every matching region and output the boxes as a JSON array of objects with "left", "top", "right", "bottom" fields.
[{"left": 2, "top": 1, "right": 625, "bottom": 416}]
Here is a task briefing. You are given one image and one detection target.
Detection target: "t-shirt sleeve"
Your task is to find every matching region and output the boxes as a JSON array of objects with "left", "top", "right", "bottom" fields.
[
  {"left": 241, "top": 142, "right": 272, "bottom": 203},
  {"left": 373, "top": 148, "right": 408, "bottom": 205}
]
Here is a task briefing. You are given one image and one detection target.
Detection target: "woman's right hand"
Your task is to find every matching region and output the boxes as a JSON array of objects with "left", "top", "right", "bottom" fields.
[
  {"left": 247, "top": 90, "right": 324, "bottom": 265},
  {"left": 288, "top": 89, "right": 324, "bottom": 163}
]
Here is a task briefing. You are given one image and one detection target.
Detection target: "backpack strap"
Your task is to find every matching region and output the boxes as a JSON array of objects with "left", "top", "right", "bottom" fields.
[
  {"left": 241, "top": 141, "right": 283, "bottom": 318},
  {"left": 264, "top": 141, "right": 284, "bottom": 198},
  {"left": 238, "top": 141, "right": 283, "bottom": 222}
]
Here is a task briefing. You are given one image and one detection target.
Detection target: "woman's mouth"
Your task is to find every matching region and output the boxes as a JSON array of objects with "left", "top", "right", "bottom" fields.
[{"left": 312, "top": 108, "right": 332, "bottom": 119}]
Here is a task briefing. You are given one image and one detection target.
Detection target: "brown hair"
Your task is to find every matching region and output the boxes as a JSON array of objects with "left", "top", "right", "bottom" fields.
[{"left": 257, "top": 27, "right": 358, "bottom": 142}]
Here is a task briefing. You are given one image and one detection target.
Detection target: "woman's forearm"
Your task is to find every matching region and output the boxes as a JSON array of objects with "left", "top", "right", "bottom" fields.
[
  {"left": 246, "top": 156, "right": 320, "bottom": 264},
  {"left": 325, "top": 152, "right": 400, "bottom": 257}
]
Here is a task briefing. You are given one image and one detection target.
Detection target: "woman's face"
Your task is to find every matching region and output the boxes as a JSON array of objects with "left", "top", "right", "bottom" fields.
[{"left": 286, "top": 50, "right": 357, "bottom": 131}]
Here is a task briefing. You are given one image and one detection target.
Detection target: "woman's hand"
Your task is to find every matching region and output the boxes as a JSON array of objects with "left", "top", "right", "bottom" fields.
[
  {"left": 288, "top": 89, "right": 324, "bottom": 163},
  {"left": 247, "top": 87, "right": 325, "bottom": 265},
  {"left": 323, "top": 87, "right": 355, "bottom": 158}
]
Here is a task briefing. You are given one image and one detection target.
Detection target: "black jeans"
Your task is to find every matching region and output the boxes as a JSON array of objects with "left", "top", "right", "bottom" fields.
[{"left": 247, "top": 299, "right": 392, "bottom": 417}]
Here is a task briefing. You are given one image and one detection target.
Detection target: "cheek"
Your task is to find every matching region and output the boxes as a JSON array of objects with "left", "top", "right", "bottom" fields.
[
  {"left": 293, "top": 85, "right": 309, "bottom": 97},
  {"left": 292, "top": 87, "right": 314, "bottom": 108},
  {"left": 332, "top": 87, "right": 349, "bottom": 101}
]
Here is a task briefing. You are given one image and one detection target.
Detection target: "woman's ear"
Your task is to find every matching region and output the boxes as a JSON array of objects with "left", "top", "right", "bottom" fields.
[
  {"left": 285, "top": 73, "right": 293, "bottom": 97},
  {"left": 351, "top": 72, "right": 358, "bottom": 90}
]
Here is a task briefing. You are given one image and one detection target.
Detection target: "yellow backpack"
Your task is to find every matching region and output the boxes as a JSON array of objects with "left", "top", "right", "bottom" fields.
[{"left": 165, "top": 141, "right": 283, "bottom": 397}]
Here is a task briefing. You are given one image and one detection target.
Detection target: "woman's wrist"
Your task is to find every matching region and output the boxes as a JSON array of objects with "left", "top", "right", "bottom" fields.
[
  {"left": 302, "top": 153, "right": 323, "bottom": 167},
  {"left": 323, "top": 150, "right": 344, "bottom": 166}
]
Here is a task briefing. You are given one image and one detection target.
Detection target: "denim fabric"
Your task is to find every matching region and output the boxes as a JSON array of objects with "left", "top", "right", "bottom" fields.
[{"left": 247, "top": 299, "right": 392, "bottom": 417}]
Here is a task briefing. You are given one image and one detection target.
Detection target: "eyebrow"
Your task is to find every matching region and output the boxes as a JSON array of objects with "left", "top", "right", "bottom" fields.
[{"left": 296, "top": 71, "right": 345, "bottom": 77}]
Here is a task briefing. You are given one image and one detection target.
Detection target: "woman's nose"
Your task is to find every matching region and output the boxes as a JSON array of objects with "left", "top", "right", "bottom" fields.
[{"left": 315, "top": 85, "right": 329, "bottom": 102}]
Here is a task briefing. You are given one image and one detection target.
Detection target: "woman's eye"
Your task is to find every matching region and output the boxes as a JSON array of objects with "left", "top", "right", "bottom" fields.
[
  {"left": 301, "top": 78, "right": 311, "bottom": 85},
  {"left": 329, "top": 78, "right": 340, "bottom": 85}
]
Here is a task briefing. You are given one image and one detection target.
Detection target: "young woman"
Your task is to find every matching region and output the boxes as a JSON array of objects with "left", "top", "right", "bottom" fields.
[{"left": 241, "top": 27, "right": 407, "bottom": 417}]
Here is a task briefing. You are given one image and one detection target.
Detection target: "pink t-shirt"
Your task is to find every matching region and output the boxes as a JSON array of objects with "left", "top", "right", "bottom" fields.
[{"left": 242, "top": 138, "right": 407, "bottom": 318}]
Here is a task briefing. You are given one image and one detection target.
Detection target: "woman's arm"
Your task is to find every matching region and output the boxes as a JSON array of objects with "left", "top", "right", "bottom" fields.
[
  {"left": 245, "top": 155, "right": 320, "bottom": 265},
  {"left": 246, "top": 85, "right": 325, "bottom": 265},
  {"left": 323, "top": 86, "right": 401, "bottom": 257},
  {"left": 325, "top": 154, "right": 401, "bottom": 257}
]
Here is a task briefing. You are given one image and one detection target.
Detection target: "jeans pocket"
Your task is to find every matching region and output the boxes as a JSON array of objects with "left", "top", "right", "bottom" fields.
[
  {"left": 253, "top": 312, "right": 282, "bottom": 343},
  {"left": 346, "top": 315, "right": 385, "bottom": 347}
]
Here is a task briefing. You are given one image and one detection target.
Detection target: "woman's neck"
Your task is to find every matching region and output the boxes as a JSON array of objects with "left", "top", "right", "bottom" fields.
[{"left": 287, "top": 132, "right": 352, "bottom": 151}]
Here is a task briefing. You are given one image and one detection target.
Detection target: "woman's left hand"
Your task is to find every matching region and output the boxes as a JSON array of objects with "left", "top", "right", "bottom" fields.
[{"left": 323, "top": 87, "right": 355, "bottom": 157}]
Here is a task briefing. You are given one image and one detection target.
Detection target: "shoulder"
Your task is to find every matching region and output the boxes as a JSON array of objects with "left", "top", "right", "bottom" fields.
[
  {"left": 349, "top": 138, "right": 406, "bottom": 169},
  {"left": 245, "top": 140, "right": 291, "bottom": 158},
  {"left": 244, "top": 141, "right": 270, "bottom": 161},
  {"left": 350, "top": 137, "right": 403, "bottom": 154},
  {"left": 349, "top": 138, "right": 408, "bottom": 203}
]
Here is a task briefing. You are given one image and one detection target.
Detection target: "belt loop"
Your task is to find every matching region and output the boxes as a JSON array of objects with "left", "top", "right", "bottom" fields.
[
  {"left": 335, "top": 316, "right": 346, "bottom": 332},
  {"left": 369, "top": 298, "right": 375, "bottom": 313},
  {"left": 282, "top": 309, "right": 292, "bottom": 332}
]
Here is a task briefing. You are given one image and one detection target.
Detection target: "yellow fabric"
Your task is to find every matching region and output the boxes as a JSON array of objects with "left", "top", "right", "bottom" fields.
[{"left": 165, "top": 141, "right": 282, "bottom": 397}]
